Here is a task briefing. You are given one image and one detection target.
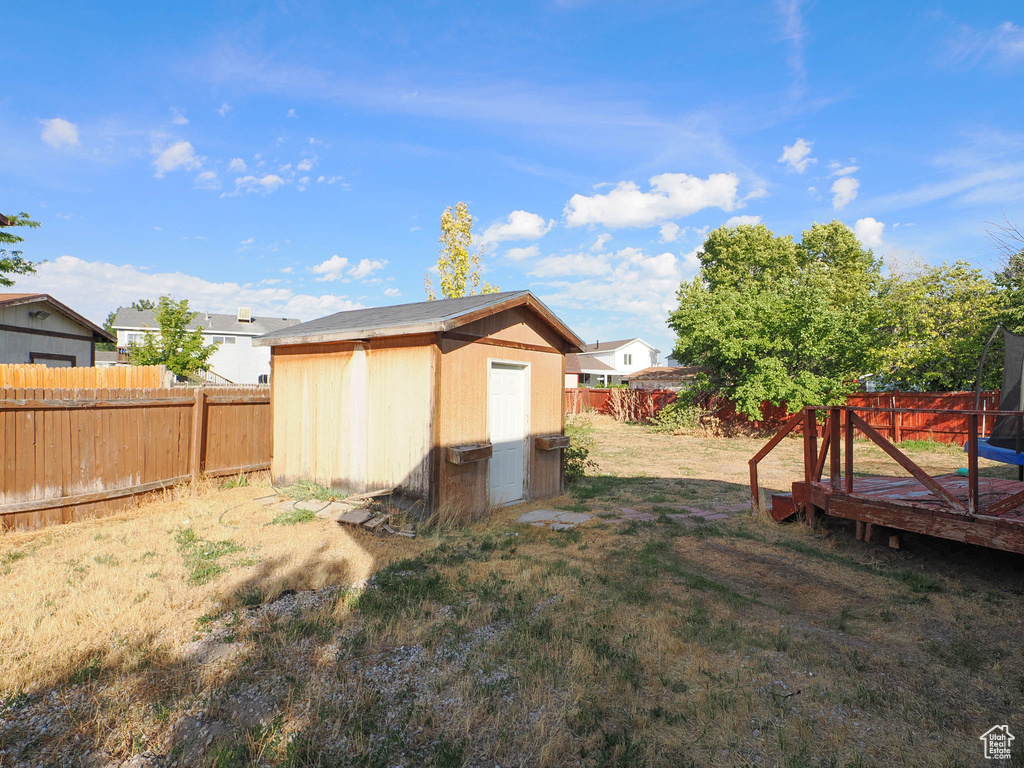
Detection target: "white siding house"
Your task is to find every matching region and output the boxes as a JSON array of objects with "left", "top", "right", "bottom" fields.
[
  {"left": 575, "top": 338, "right": 660, "bottom": 386},
  {"left": 112, "top": 307, "right": 301, "bottom": 384}
]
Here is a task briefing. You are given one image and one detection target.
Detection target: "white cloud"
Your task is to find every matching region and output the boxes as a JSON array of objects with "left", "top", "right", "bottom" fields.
[
  {"left": 681, "top": 246, "right": 702, "bottom": 271},
  {"left": 227, "top": 157, "right": 247, "bottom": 173},
  {"left": 533, "top": 246, "right": 698, "bottom": 327},
  {"left": 311, "top": 255, "right": 350, "bottom": 282},
  {"left": 564, "top": 172, "right": 740, "bottom": 228},
  {"left": 286, "top": 108, "right": 298, "bottom": 118},
  {"left": 530, "top": 252, "right": 611, "bottom": 278},
  {"left": 947, "top": 20, "right": 1024, "bottom": 67},
  {"left": 505, "top": 245, "right": 540, "bottom": 261},
  {"left": 479, "top": 210, "right": 554, "bottom": 246},
  {"left": 659, "top": 222, "right": 681, "bottom": 242},
  {"left": 778, "top": 138, "right": 815, "bottom": 173},
  {"left": 170, "top": 107, "right": 189, "bottom": 125},
  {"left": 217, "top": 102, "right": 231, "bottom": 117},
  {"left": 227, "top": 174, "right": 286, "bottom": 195},
  {"left": 296, "top": 157, "right": 315, "bottom": 171},
  {"left": 829, "top": 161, "right": 859, "bottom": 177},
  {"left": 724, "top": 214, "right": 762, "bottom": 227},
  {"left": 39, "top": 118, "right": 80, "bottom": 149},
  {"left": 16, "top": 255, "right": 362, "bottom": 323},
  {"left": 240, "top": 237, "right": 255, "bottom": 245},
  {"left": 311, "top": 255, "right": 387, "bottom": 282},
  {"left": 590, "top": 233, "right": 612, "bottom": 252},
  {"left": 384, "top": 287, "right": 401, "bottom": 297},
  {"left": 831, "top": 176, "right": 860, "bottom": 210},
  {"left": 854, "top": 217, "right": 885, "bottom": 248},
  {"left": 153, "top": 141, "right": 202, "bottom": 178},
  {"left": 194, "top": 170, "right": 220, "bottom": 189},
  {"left": 349, "top": 258, "right": 387, "bottom": 280}
]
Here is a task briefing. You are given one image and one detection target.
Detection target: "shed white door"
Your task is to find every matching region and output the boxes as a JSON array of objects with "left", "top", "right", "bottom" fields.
[{"left": 488, "top": 362, "right": 528, "bottom": 505}]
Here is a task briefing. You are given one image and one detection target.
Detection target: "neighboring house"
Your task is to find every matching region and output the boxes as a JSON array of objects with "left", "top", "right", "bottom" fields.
[
  {"left": 628, "top": 366, "right": 705, "bottom": 392},
  {"left": 112, "top": 306, "right": 301, "bottom": 384},
  {"left": 94, "top": 350, "right": 119, "bottom": 367},
  {"left": 574, "top": 338, "right": 660, "bottom": 386},
  {"left": 0, "top": 293, "right": 114, "bottom": 366},
  {"left": 666, "top": 354, "right": 682, "bottom": 367},
  {"left": 255, "top": 290, "right": 585, "bottom": 513},
  {"left": 564, "top": 352, "right": 615, "bottom": 388}
]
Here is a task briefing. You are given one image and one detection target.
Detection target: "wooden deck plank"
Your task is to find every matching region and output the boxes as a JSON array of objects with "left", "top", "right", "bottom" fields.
[{"left": 813, "top": 473, "right": 1024, "bottom": 555}]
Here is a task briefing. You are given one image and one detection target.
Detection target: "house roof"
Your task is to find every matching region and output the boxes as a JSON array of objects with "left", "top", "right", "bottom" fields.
[
  {"left": 0, "top": 292, "right": 115, "bottom": 343},
  {"left": 629, "top": 366, "right": 705, "bottom": 381},
  {"left": 565, "top": 353, "right": 614, "bottom": 374},
  {"left": 94, "top": 350, "right": 119, "bottom": 363},
  {"left": 584, "top": 337, "right": 660, "bottom": 353},
  {"left": 113, "top": 307, "right": 301, "bottom": 337},
  {"left": 254, "top": 290, "right": 585, "bottom": 351}
]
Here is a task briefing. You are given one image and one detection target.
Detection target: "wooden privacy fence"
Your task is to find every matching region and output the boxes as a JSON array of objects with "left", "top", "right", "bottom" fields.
[
  {"left": 565, "top": 388, "right": 678, "bottom": 422},
  {"left": 0, "top": 364, "right": 171, "bottom": 389},
  {"left": 0, "top": 386, "right": 270, "bottom": 531},
  {"left": 845, "top": 392, "right": 1000, "bottom": 443},
  {"left": 565, "top": 387, "right": 1002, "bottom": 442}
]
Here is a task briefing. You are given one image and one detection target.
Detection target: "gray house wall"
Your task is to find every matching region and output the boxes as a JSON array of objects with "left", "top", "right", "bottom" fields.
[{"left": 0, "top": 303, "right": 96, "bottom": 366}]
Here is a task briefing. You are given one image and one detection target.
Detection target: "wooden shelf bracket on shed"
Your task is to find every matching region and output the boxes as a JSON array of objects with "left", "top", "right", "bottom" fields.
[
  {"left": 446, "top": 443, "right": 493, "bottom": 464},
  {"left": 535, "top": 435, "right": 571, "bottom": 450}
]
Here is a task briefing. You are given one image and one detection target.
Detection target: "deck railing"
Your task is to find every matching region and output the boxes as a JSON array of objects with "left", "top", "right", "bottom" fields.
[{"left": 749, "top": 405, "right": 1024, "bottom": 522}]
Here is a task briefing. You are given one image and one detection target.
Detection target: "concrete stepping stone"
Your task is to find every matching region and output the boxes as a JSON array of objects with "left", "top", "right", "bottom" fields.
[
  {"left": 294, "top": 499, "right": 330, "bottom": 513},
  {"left": 516, "top": 509, "right": 593, "bottom": 528}
]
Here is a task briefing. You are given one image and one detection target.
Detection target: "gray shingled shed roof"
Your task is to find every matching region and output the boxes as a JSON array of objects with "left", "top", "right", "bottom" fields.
[
  {"left": 254, "top": 290, "right": 584, "bottom": 351},
  {"left": 112, "top": 307, "right": 301, "bottom": 336}
]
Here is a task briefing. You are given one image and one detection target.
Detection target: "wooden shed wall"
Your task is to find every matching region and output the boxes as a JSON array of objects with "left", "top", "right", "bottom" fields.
[
  {"left": 437, "top": 306, "right": 565, "bottom": 513},
  {"left": 269, "top": 337, "right": 434, "bottom": 500}
]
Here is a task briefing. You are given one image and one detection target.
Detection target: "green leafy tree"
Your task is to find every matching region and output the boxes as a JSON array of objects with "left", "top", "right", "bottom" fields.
[
  {"left": 424, "top": 202, "right": 499, "bottom": 300},
  {"left": 0, "top": 212, "right": 41, "bottom": 287},
  {"left": 876, "top": 261, "right": 1001, "bottom": 391},
  {"left": 669, "top": 221, "right": 883, "bottom": 419},
  {"left": 97, "top": 310, "right": 119, "bottom": 352},
  {"left": 129, "top": 296, "right": 219, "bottom": 377},
  {"left": 131, "top": 299, "right": 156, "bottom": 310}
]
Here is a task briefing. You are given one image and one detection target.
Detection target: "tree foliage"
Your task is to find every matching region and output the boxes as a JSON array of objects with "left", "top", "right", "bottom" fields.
[
  {"left": 875, "top": 261, "right": 1000, "bottom": 391},
  {"left": 0, "top": 212, "right": 41, "bottom": 287},
  {"left": 669, "top": 222, "right": 883, "bottom": 419},
  {"left": 128, "top": 296, "right": 219, "bottom": 377},
  {"left": 424, "top": 202, "right": 499, "bottom": 300},
  {"left": 669, "top": 219, "right": 1023, "bottom": 416}
]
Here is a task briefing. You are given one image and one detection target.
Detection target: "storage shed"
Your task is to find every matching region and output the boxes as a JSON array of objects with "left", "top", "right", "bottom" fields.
[{"left": 255, "top": 291, "right": 585, "bottom": 516}]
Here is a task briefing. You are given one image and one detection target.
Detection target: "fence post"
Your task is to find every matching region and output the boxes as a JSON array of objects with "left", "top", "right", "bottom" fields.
[
  {"left": 892, "top": 393, "right": 901, "bottom": 442},
  {"left": 191, "top": 387, "right": 207, "bottom": 482}
]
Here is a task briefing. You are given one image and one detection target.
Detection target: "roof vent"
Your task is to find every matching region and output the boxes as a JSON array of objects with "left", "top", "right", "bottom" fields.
[{"left": 237, "top": 307, "right": 252, "bottom": 323}]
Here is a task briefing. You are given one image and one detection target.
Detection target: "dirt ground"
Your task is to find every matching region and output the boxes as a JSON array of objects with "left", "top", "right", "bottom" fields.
[{"left": 1, "top": 416, "right": 1023, "bottom": 767}]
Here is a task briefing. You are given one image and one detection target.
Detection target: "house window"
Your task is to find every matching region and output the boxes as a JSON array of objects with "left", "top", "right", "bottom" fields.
[
  {"left": 126, "top": 333, "right": 145, "bottom": 345},
  {"left": 623, "top": 354, "right": 632, "bottom": 365},
  {"left": 210, "top": 336, "right": 236, "bottom": 345},
  {"left": 224, "top": 336, "right": 236, "bottom": 344}
]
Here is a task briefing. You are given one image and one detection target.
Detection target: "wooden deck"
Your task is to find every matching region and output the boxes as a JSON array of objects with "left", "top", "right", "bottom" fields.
[
  {"left": 804, "top": 474, "right": 1024, "bottom": 555},
  {"left": 750, "top": 406, "right": 1024, "bottom": 557}
]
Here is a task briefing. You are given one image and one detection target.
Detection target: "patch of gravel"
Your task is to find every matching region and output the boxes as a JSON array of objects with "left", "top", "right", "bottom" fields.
[{"left": 0, "top": 582, "right": 563, "bottom": 767}]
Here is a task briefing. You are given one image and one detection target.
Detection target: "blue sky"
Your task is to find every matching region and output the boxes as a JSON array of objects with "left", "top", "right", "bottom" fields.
[{"left": 3, "top": 1, "right": 1024, "bottom": 357}]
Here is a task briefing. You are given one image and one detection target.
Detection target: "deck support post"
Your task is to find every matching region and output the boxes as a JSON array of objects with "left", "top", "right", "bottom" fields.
[
  {"left": 855, "top": 520, "right": 864, "bottom": 541},
  {"left": 845, "top": 407, "right": 854, "bottom": 494},
  {"left": 968, "top": 413, "right": 979, "bottom": 516},
  {"left": 803, "top": 408, "right": 817, "bottom": 527},
  {"left": 830, "top": 407, "right": 841, "bottom": 491}
]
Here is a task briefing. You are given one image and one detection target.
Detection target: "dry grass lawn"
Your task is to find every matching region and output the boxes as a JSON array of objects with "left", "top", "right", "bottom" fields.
[{"left": 1, "top": 416, "right": 1023, "bottom": 767}]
